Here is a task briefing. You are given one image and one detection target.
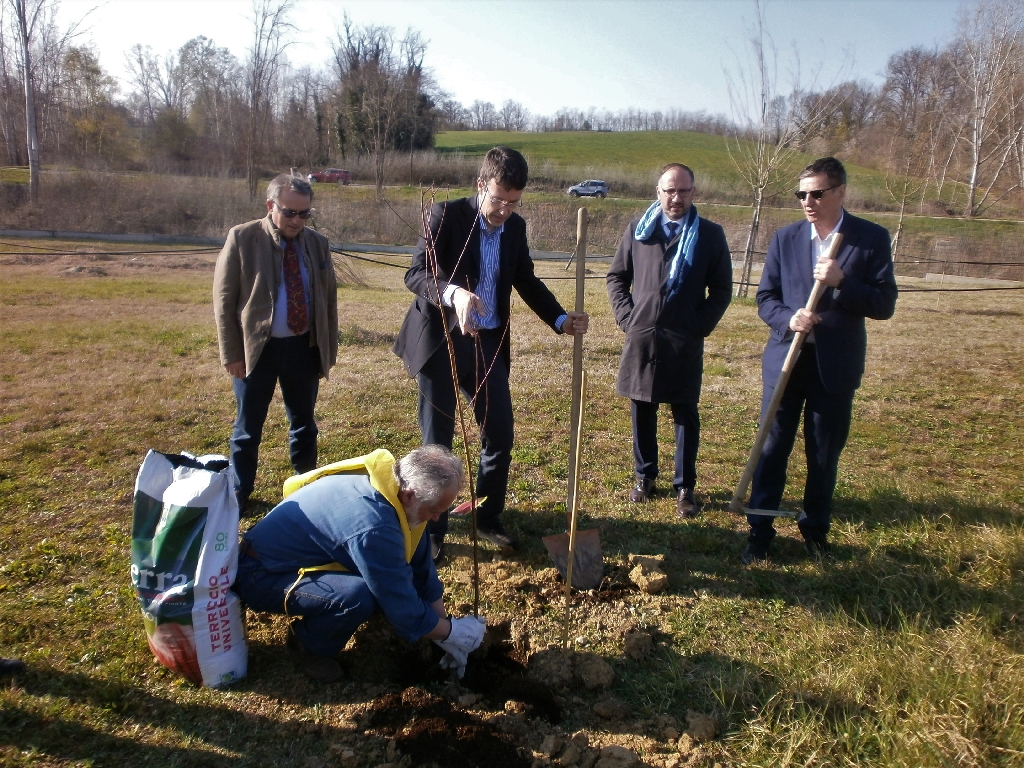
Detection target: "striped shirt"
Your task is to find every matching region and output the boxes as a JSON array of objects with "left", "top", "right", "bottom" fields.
[
  {"left": 473, "top": 214, "right": 502, "bottom": 329},
  {"left": 441, "top": 207, "right": 568, "bottom": 334}
]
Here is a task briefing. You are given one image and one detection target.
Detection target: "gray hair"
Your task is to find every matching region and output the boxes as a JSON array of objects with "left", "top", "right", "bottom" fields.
[
  {"left": 393, "top": 445, "right": 465, "bottom": 505},
  {"left": 266, "top": 174, "right": 314, "bottom": 204}
]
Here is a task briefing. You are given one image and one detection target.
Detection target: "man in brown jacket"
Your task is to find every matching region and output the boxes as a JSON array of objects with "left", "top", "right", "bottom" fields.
[
  {"left": 213, "top": 174, "right": 338, "bottom": 511},
  {"left": 606, "top": 163, "right": 732, "bottom": 517}
]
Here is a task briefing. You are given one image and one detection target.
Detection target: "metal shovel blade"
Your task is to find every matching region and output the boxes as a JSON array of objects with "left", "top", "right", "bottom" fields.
[{"left": 542, "top": 528, "right": 604, "bottom": 590}]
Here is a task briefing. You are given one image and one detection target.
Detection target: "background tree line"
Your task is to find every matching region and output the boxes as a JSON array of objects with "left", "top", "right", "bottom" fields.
[
  {"left": 0, "top": 0, "right": 440, "bottom": 199},
  {"left": 0, "top": 0, "right": 1020, "bottom": 217}
]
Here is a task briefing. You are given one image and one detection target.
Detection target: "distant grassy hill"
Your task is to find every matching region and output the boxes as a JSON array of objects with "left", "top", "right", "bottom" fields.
[
  {"left": 436, "top": 129, "right": 747, "bottom": 181},
  {"left": 435, "top": 129, "right": 885, "bottom": 204}
]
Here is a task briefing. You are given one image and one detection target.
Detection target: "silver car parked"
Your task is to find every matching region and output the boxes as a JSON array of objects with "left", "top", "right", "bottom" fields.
[{"left": 567, "top": 179, "right": 608, "bottom": 198}]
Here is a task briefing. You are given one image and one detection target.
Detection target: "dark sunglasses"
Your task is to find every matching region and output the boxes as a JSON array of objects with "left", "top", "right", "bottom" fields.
[
  {"left": 275, "top": 203, "right": 312, "bottom": 219},
  {"left": 794, "top": 185, "right": 840, "bottom": 201}
]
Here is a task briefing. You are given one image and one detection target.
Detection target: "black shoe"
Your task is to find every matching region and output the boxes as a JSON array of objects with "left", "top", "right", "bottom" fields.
[
  {"left": 629, "top": 476, "right": 655, "bottom": 503},
  {"left": 0, "top": 658, "right": 26, "bottom": 676},
  {"left": 286, "top": 633, "right": 345, "bottom": 683},
  {"left": 741, "top": 537, "right": 772, "bottom": 566},
  {"left": 676, "top": 487, "right": 700, "bottom": 518},
  {"left": 235, "top": 492, "right": 249, "bottom": 514},
  {"left": 430, "top": 534, "right": 446, "bottom": 564},
  {"left": 804, "top": 537, "right": 833, "bottom": 560},
  {"left": 477, "top": 523, "right": 518, "bottom": 552}
]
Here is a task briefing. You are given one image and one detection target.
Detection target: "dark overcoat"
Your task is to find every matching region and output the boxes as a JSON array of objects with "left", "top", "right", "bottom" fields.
[
  {"left": 606, "top": 214, "right": 733, "bottom": 404},
  {"left": 393, "top": 195, "right": 567, "bottom": 377}
]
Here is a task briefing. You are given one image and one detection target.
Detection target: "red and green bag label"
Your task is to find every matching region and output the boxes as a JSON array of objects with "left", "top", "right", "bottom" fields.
[{"left": 131, "top": 451, "right": 247, "bottom": 687}]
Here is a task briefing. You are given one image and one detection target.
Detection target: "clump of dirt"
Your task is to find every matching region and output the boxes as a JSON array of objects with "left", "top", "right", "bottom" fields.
[
  {"left": 685, "top": 710, "right": 720, "bottom": 742},
  {"left": 527, "top": 648, "right": 615, "bottom": 692},
  {"left": 365, "top": 686, "right": 531, "bottom": 768},
  {"left": 627, "top": 553, "right": 668, "bottom": 594},
  {"left": 624, "top": 629, "right": 655, "bottom": 660}
]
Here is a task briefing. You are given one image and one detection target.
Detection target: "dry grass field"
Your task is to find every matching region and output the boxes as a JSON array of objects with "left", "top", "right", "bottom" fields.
[
  {"left": 0, "top": 235, "right": 1022, "bottom": 767},
  {"left": 3, "top": 171, "right": 1024, "bottom": 284}
]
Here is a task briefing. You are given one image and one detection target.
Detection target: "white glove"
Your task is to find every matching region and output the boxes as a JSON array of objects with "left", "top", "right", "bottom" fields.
[{"left": 434, "top": 615, "right": 486, "bottom": 678}]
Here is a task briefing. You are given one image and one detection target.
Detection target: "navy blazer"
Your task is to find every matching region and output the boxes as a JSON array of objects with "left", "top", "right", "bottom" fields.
[
  {"left": 393, "top": 195, "right": 566, "bottom": 377},
  {"left": 757, "top": 211, "right": 897, "bottom": 394}
]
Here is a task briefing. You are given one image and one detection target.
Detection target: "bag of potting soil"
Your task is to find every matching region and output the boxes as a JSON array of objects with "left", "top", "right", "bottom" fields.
[{"left": 131, "top": 450, "right": 247, "bottom": 687}]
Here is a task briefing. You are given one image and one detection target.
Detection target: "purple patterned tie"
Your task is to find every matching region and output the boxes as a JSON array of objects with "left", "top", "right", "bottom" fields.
[{"left": 282, "top": 238, "right": 308, "bottom": 334}]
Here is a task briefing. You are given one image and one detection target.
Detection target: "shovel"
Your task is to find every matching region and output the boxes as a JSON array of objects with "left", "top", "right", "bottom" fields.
[
  {"left": 543, "top": 207, "right": 604, "bottom": 590},
  {"left": 730, "top": 233, "right": 845, "bottom": 517}
]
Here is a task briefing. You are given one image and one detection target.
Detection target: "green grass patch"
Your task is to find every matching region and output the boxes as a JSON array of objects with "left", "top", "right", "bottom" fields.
[
  {"left": 0, "top": 166, "right": 28, "bottom": 184},
  {"left": 435, "top": 129, "right": 885, "bottom": 193},
  {"left": 0, "top": 245, "right": 1021, "bottom": 766}
]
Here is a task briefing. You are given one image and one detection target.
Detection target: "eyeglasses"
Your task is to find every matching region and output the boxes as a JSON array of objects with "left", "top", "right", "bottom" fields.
[
  {"left": 659, "top": 186, "right": 694, "bottom": 197},
  {"left": 275, "top": 203, "right": 313, "bottom": 219},
  {"left": 485, "top": 189, "right": 522, "bottom": 210},
  {"left": 794, "top": 185, "right": 840, "bottom": 201}
]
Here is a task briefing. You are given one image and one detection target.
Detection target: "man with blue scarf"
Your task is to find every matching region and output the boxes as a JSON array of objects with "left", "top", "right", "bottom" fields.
[{"left": 607, "top": 163, "right": 733, "bottom": 517}]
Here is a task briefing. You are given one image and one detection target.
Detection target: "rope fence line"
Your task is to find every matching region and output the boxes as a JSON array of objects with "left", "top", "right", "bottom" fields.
[
  {"left": 336, "top": 249, "right": 611, "bottom": 279},
  {"left": 342, "top": 251, "right": 1024, "bottom": 292},
  {"left": 1, "top": 230, "right": 1019, "bottom": 293},
  {"left": 0, "top": 241, "right": 219, "bottom": 257}
]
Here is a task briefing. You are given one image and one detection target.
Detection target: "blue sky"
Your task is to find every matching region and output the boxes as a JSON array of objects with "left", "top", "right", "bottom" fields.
[{"left": 62, "top": 0, "right": 963, "bottom": 117}]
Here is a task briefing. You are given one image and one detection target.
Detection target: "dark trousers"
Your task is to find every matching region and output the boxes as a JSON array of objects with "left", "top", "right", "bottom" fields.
[
  {"left": 417, "top": 329, "right": 513, "bottom": 537},
  {"left": 234, "top": 551, "right": 375, "bottom": 657},
  {"left": 230, "top": 333, "right": 321, "bottom": 498},
  {"left": 631, "top": 400, "right": 700, "bottom": 491},
  {"left": 747, "top": 344, "right": 855, "bottom": 543}
]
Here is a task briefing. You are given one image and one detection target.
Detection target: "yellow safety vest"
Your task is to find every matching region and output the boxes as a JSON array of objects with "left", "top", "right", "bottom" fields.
[{"left": 279, "top": 449, "right": 427, "bottom": 619}]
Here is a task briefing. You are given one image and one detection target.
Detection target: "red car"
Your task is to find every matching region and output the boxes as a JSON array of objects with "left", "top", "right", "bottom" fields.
[{"left": 307, "top": 168, "right": 351, "bottom": 185}]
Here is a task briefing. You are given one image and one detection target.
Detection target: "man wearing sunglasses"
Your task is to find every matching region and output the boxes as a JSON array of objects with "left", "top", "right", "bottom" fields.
[
  {"left": 742, "top": 157, "right": 897, "bottom": 565},
  {"left": 214, "top": 174, "right": 339, "bottom": 513},
  {"left": 607, "top": 163, "right": 733, "bottom": 518},
  {"left": 394, "top": 146, "right": 588, "bottom": 562}
]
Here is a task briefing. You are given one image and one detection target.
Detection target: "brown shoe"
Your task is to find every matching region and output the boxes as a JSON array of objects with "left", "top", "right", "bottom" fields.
[
  {"left": 676, "top": 487, "right": 700, "bottom": 518},
  {"left": 629, "top": 476, "right": 655, "bottom": 503},
  {"left": 286, "top": 632, "right": 345, "bottom": 683}
]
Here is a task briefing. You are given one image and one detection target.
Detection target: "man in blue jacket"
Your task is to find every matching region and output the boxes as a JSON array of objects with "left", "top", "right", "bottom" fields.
[
  {"left": 744, "top": 157, "right": 897, "bottom": 565},
  {"left": 233, "top": 445, "right": 485, "bottom": 682}
]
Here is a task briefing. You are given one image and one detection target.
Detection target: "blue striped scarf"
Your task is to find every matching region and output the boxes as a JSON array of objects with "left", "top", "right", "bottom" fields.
[{"left": 634, "top": 201, "right": 699, "bottom": 301}]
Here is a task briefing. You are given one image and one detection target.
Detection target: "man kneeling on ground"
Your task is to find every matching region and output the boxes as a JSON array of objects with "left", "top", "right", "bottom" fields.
[{"left": 233, "top": 445, "right": 485, "bottom": 682}]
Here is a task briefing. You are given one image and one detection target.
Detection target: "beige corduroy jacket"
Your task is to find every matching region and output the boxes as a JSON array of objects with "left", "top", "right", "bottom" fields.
[{"left": 213, "top": 215, "right": 338, "bottom": 378}]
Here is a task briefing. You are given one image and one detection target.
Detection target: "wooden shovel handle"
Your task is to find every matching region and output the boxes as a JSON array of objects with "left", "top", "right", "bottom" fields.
[
  {"left": 730, "top": 232, "right": 844, "bottom": 512},
  {"left": 566, "top": 208, "right": 587, "bottom": 526},
  {"left": 563, "top": 370, "right": 587, "bottom": 607}
]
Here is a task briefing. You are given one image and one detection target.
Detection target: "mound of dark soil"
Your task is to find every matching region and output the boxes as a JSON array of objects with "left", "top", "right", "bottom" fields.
[{"left": 365, "top": 687, "right": 531, "bottom": 768}]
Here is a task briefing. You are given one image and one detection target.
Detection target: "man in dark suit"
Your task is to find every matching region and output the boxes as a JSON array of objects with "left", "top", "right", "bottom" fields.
[
  {"left": 743, "top": 157, "right": 897, "bottom": 565},
  {"left": 393, "top": 146, "right": 588, "bottom": 561},
  {"left": 606, "top": 163, "right": 732, "bottom": 516}
]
